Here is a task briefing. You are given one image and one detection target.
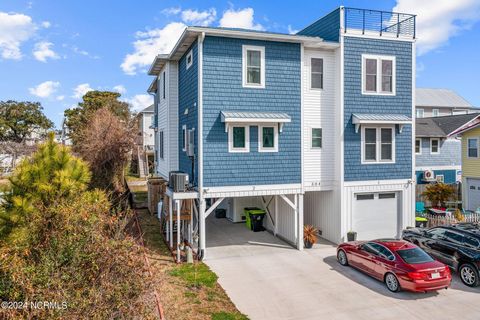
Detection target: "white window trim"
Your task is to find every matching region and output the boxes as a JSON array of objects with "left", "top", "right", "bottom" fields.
[
  {"left": 309, "top": 57, "right": 324, "bottom": 91},
  {"left": 415, "top": 138, "right": 422, "bottom": 155},
  {"left": 228, "top": 125, "right": 250, "bottom": 153},
  {"left": 182, "top": 125, "right": 187, "bottom": 151},
  {"left": 467, "top": 138, "right": 479, "bottom": 159},
  {"left": 311, "top": 127, "right": 322, "bottom": 149},
  {"left": 361, "top": 54, "right": 396, "bottom": 96},
  {"left": 159, "top": 130, "right": 164, "bottom": 160},
  {"left": 242, "top": 45, "right": 265, "bottom": 88},
  {"left": 360, "top": 125, "right": 396, "bottom": 164},
  {"left": 436, "top": 174, "right": 444, "bottom": 183},
  {"left": 432, "top": 108, "right": 439, "bottom": 117},
  {"left": 430, "top": 138, "right": 440, "bottom": 154},
  {"left": 186, "top": 50, "right": 193, "bottom": 69},
  {"left": 416, "top": 108, "right": 424, "bottom": 118},
  {"left": 258, "top": 124, "right": 279, "bottom": 153}
]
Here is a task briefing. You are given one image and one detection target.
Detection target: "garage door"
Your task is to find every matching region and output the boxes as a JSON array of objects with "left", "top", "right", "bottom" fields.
[
  {"left": 353, "top": 192, "right": 399, "bottom": 240},
  {"left": 467, "top": 179, "right": 480, "bottom": 211}
]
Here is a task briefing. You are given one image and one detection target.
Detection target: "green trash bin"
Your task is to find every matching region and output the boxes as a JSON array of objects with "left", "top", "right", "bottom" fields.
[{"left": 244, "top": 207, "right": 266, "bottom": 232}]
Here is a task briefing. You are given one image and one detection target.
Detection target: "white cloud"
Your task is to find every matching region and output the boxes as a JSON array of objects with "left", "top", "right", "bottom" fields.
[
  {"left": 123, "top": 94, "right": 153, "bottom": 112},
  {"left": 287, "top": 25, "right": 298, "bottom": 35},
  {"left": 41, "top": 21, "right": 51, "bottom": 28},
  {"left": 219, "top": 8, "right": 264, "bottom": 31},
  {"left": 72, "top": 83, "right": 93, "bottom": 99},
  {"left": 29, "top": 80, "right": 60, "bottom": 98},
  {"left": 162, "top": 7, "right": 182, "bottom": 16},
  {"left": 121, "top": 22, "right": 186, "bottom": 75},
  {"left": 0, "top": 12, "right": 36, "bottom": 60},
  {"left": 56, "top": 95, "right": 65, "bottom": 101},
  {"left": 33, "top": 41, "right": 59, "bottom": 62},
  {"left": 181, "top": 8, "right": 217, "bottom": 26},
  {"left": 113, "top": 85, "right": 127, "bottom": 95},
  {"left": 71, "top": 46, "right": 100, "bottom": 59},
  {"left": 393, "top": 0, "right": 480, "bottom": 55}
]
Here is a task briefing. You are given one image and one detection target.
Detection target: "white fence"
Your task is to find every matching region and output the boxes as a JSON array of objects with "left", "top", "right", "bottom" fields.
[{"left": 425, "top": 213, "right": 480, "bottom": 228}]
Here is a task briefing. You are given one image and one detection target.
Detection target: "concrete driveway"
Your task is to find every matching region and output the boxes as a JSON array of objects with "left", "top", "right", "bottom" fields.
[{"left": 205, "top": 217, "right": 480, "bottom": 320}]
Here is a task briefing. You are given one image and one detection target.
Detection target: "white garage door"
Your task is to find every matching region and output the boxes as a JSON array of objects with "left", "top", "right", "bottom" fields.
[
  {"left": 467, "top": 179, "right": 480, "bottom": 211},
  {"left": 353, "top": 192, "right": 399, "bottom": 241}
]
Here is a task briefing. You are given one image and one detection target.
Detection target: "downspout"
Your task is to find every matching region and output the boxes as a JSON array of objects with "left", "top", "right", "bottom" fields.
[{"left": 197, "top": 32, "right": 206, "bottom": 260}]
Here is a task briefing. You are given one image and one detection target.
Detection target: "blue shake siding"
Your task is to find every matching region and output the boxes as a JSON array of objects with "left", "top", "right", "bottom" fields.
[
  {"left": 297, "top": 8, "right": 341, "bottom": 42},
  {"left": 202, "top": 36, "right": 301, "bottom": 187}
]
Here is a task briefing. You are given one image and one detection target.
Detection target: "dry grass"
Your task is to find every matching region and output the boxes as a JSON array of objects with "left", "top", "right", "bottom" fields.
[{"left": 137, "top": 210, "right": 248, "bottom": 320}]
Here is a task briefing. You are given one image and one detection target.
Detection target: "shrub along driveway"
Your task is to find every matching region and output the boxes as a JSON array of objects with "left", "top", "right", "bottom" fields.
[{"left": 205, "top": 220, "right": 480, "bottom": 320}]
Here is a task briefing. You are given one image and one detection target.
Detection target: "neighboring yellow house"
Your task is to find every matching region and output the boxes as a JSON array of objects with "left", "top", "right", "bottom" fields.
[{"left": 457, "top": 123, "right": 480, "bottom": 210}]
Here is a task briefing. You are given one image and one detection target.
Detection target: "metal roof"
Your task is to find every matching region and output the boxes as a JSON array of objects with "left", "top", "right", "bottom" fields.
[
  {"left": 352, "top": 114, "right": 412, "bottom": 122},
  {"left": 416, "top": 88, "right": 473, "bottom": 108},
  {"left": 221, "top": 111, "right": 291, "bottom": 122}
]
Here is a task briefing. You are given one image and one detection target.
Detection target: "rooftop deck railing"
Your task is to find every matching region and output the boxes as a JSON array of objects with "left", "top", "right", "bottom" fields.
[{"left": 344, "top": 7, "right": 416, "bottom": 39}]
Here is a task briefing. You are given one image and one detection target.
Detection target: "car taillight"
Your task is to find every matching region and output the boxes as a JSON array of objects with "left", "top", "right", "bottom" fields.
[{"left": 408, "top": 272, "right": 429, "bottom": 280}]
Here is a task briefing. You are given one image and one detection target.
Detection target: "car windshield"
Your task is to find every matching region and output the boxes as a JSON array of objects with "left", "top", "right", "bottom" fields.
[{"left": 396, "top": 248, "right": 434, "bottom": 264}]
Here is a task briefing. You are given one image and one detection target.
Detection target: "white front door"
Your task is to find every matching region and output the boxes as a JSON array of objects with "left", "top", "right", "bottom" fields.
[
  {"left": 467, "top": 178, "right": 480, "bottom": 211},
  {"left": 353, "top": 192, "right": 399, "bottom": 240}
]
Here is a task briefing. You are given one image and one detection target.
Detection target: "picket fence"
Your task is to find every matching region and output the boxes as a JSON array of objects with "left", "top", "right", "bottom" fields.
[{"left": 425, "top": 213, "right": 480, "bottom": 228}]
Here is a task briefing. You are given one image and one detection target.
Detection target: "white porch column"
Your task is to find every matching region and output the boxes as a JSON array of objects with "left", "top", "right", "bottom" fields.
[
  {"left": 297, "top": 194, "right": 304, "bottom": 251},
  {"left": 176, "top": 199, "right": 181, "bottom": 263},
  {"left": 169, "top": 196, "right": 173, "bottom": 248},
  {"left": 199, "top": 198, "right": 206, "bottom": 259},
  {"left": 274, "top": 195, "right": 278, "bottom": 236}
]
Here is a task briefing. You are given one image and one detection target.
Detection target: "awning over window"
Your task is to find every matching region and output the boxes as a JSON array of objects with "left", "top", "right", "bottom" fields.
[
  {"left": 352, "top": 113, "right": 412, "bottom": 133},
  {"left": 220, "top": 111, "right": 291, "bottom": 132}
]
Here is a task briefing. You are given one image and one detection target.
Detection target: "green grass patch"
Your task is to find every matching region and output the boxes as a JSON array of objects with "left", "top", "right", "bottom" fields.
[
  {"left": 211, "top": 311, "right": 249, "bottom": 320},
  {"left": 169, "top": 263, "right": 218, "bottom": 288}
]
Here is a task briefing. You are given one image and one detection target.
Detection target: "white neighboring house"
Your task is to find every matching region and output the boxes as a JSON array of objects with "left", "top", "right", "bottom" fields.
[
  {"left": 416, "top": 88, "right": 477, "bottom": 118},
  {"left": 137, "top": 105, "right": 155, "bottom": 176}
]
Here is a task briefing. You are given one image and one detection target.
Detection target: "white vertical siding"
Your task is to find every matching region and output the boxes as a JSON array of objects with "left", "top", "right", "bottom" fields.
[
  {"left": 263, "top": 195, "right": 297, "bottom": 245},
  {"left": 156, "top": 62, "right": 179, "bottom": 179},
  {"left": 304, "top": 190, "right": 341, "bottom": 244},
  {"left": 303, "top": 48, "right": 337, "bottom": 189}
]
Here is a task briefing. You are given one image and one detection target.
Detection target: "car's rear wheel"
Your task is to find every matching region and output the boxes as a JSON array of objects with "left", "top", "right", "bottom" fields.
[
  {"left": 385, "top": 273, "right": 400, "bottom": 292},
  {"left": 459, "top": 263, "right": 480, "bottom": 287},
  {"left": 337, "top": 249, "right": 348, "bottom": 266}
]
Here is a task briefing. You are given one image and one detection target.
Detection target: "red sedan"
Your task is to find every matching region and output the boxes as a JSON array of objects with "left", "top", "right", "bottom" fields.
[{"left": 337, "top": 239, "right": 451, "bottom": 293}]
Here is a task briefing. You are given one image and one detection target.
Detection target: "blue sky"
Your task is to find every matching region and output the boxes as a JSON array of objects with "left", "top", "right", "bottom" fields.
[{"left": 1, "top": 0, "right": 480, "bottom": 128}]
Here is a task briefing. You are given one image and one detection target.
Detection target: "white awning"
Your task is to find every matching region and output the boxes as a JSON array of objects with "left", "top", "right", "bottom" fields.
[
  {"left": 352, "top": 113, "right": 412, "bottom": 133},
  {"left": 220, "top": 111, "right": 291, "bottom": 132}
]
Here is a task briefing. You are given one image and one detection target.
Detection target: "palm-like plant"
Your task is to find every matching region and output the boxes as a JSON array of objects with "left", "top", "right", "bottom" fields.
[{"left": 303, "top": 225, "right": 318, "bottom": 248}]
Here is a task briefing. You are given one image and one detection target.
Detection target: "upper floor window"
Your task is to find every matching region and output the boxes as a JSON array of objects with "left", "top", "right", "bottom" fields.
[
  {"left": 162, "top": 71, "right": 166, "bottom": 99},
  {"left": 432, "top": 109, "right": 439, "bottom": 117},
  {"left": 186, "top": 50, "right": 193, "bottom": 69},
  {"left": 259, "top": 125, "right": 278, "bottom": 152},
  {"left": 361, "top": 126, "right": 395, "bottom": 164},
  {"left": 228, "top": 125, "right": 250, "bottom": 153},
  {"left": 312, "top": 128, "right": 322, "bottom": 148},
  {"left": 468, "top": 138, "right": 479, "bottom": 158},
  {"left": 430, "top": 138, "right": 440, "bottom": 154},
  {"left": 242, "top": 45, "right": 265, "bottom": 88},
  {"left": 311, "top": 58, "right": 323, "bottom": 89},
  {"left": 159, "top": 130, "right": 164, "bottom": 159},
  {"left": 362, "top": 55, "right": 396, "bottom": 95},
  {"left": 182, "top": 125, "right": 187, "bottom": 151},
  {"left": 416, "top": 109, "right": 424, "bottom": 118},
  {"left": 415, "top": 138, "right": 421, "bottom": 154}
]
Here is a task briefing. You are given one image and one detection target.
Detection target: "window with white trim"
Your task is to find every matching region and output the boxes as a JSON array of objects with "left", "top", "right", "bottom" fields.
[
  {"left": 361, "top": 126, "right": 395, "bottom": 164},
  {"left": 416, "top": 108, "right": 424, "bottom": 118},
  {"left": 436, "top": 175, "right": 444, "bottom": 183},
  {"left": 430, "top": 138, "right": 440, "bottom": 154},
  {"left": 228, "top": 125, "right": 250, "bottom": 153},
  {"left": 311, "top": 58, "right": 323, "bottom": 89},
  {"left": 162, "top": 71, "right": 166, "bottom": 99},
  {"left": 415, "top": 138, "right": 421, "bottom": 154},
  {"left": 159, "top": 130, "right": 164, "bottom": 159},
  {"left": 312, "top": 128, "right": 322, "bottom": 148},
  {"left": 182, "top": 125, "right": 187, "bottom": 151},
  {"left": 468, "top": 138, "right": 479, "bottom": 158},
  {"left": 362, "top": 55, "right": 395, "bottom": 95},
  {"left": 186, "top": 50, "right": 193, "bottom": 69},
  {"left": 258, "top": 124, "right": 278, "bottom": 152},
  {"left": 242, "top": 45, "right": 265, "bottom": 88},
  {"left": 432, "top": 108, "right": 439, "bottom": 117}
]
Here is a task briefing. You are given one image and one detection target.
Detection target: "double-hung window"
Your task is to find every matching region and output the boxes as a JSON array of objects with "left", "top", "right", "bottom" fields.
[
  {"left": 311, "top": 58, "right": 323, "bottom": 89},
  {"left": 416, "top": 109, "right": 424, "bottom": 118},
  {"left": 362, "top": 127, "right": 395, "bottom": 164},
  {"left": 312, "top": 128, "right": 322, "bottom": 148},
  {"left": 228, "top": 125, "right": 249, "bottom": 153},
  {"left": 259, "top": 125, "right": 278, "bottom": 152},
  {"left": 430, "top": 138, "right": 440, "bottom": 154},
  {"left": 468, "top": 138, "right": 479, "bottom": 158},
  {"left": 415, "top": 138, "right": 421, "bottom": 154},
  {"left": 242, "top": 45, "right": 265, "bottom": 88},
  {"left": 362, "top": 55, "right": 396, "bottom": 95},
  {"left": 432, "top": 109, "right": 439, "bottom": 117}
]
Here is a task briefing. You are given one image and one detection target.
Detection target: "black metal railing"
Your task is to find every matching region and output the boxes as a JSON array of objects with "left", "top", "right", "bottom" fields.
[{"left": 344, "top": 7, "right": 416, "bottom": 39}]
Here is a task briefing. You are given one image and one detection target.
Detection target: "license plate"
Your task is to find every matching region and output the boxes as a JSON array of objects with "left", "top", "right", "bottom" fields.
[{"left": 431, "top": 272, "right": 440, "bottom": 279}]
